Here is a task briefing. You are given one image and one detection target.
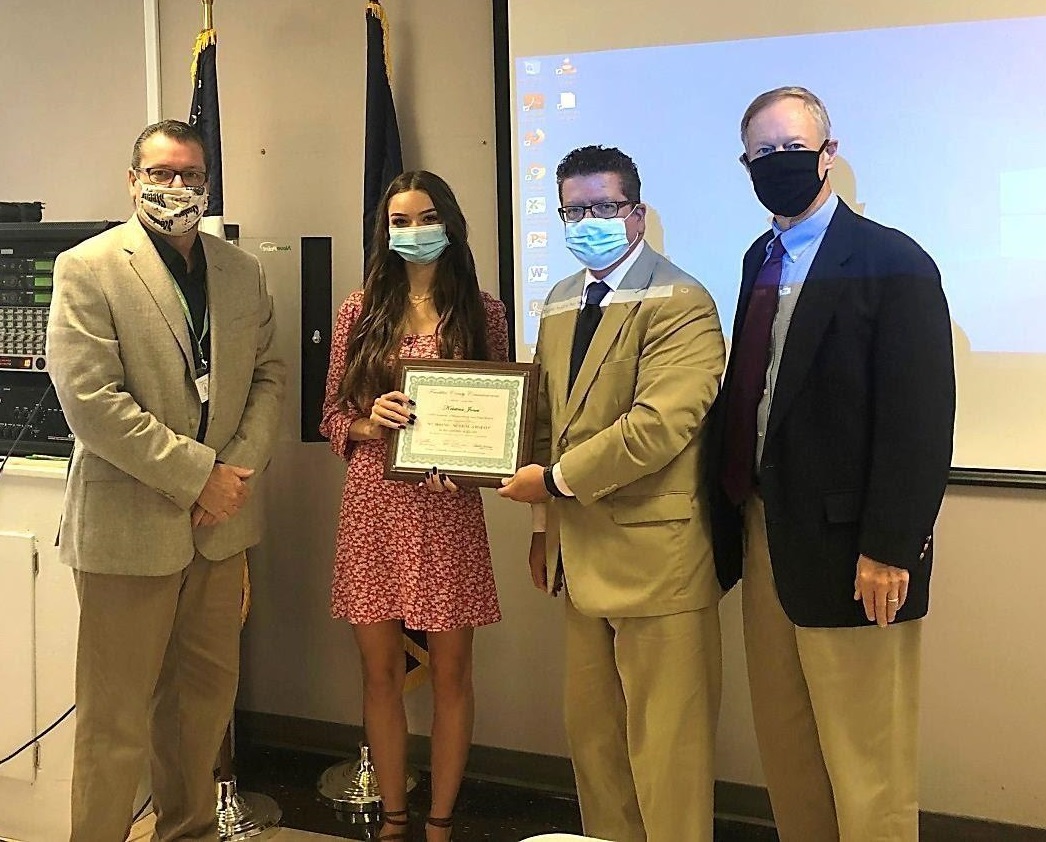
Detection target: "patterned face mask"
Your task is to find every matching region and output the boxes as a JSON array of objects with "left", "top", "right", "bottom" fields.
[{"left": 136, "top": 181, "right": 209, "bottom": 236}]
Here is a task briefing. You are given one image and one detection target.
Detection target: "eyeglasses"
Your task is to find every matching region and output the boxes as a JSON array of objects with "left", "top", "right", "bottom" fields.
[
  {"left": 557, "top": 200, "right": 636, "bottom": 223},
  {"left": 135, "top": 167, "right": 208, "bottom": 188}
]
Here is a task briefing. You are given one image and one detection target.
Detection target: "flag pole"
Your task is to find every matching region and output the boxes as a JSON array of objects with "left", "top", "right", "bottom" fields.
[
  {"left": 197, "top": 3, "right": 264, "bottom": 816},
  {"left": 143, "top": 0, "right": 162, "bottom": 121}
]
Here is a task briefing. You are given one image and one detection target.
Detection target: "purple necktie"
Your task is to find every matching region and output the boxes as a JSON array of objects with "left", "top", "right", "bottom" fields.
[{"left": 721, "top": 237, "right": 785, "bottom": 505}]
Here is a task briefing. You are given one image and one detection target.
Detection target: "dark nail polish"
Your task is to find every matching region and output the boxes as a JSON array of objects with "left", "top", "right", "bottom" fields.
[
  {"left": 432, "top": 466, "right": 438, "bottom": 474},
  {"left": 440, "top": 473, "right": 449, "bottom": 483},
  {"left": 398, "top": 424, "right": 406, "bottom": 429},
  {"left": 408, "top": 399, "right": 416, "bottom": 407},
  {"left": 409, "top": 413, "right": 417, "bottom": 421}
]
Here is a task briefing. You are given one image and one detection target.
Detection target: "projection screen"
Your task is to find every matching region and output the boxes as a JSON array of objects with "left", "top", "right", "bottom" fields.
[{"left": 498, "top": 0, "right": 1046, "bottom": 481}]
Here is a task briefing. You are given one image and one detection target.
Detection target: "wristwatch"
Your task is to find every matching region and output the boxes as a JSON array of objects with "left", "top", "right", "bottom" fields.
[{"left": 543, "top": 464, "right": 566, "bottom": 498}]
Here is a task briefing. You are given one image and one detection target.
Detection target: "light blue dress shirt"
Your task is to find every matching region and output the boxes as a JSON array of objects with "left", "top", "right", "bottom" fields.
[{"left": 755, "top": 192, "right": 839, "bottom": 467}]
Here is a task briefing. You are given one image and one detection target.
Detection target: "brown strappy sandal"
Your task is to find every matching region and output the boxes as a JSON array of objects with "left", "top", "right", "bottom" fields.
[
  {"left": 425, "top": 813, "right": 453, "bottom": 840},
  {"left": 377, "top": 808, "right": 411, "bottom": 840}
]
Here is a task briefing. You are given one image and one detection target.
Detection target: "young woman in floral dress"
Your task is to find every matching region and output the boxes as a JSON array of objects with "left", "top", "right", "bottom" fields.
[{"left": 320, "top": 170, "right": 508, "bottom": 842}]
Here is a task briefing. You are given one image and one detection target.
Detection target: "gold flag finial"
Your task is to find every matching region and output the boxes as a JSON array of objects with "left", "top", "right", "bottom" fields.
[
  {"left": 366, "top": 2, "right": 393, "bottom": 85},
  {"left": 192, "top": 0, "right": 216, "bottom": 83}
]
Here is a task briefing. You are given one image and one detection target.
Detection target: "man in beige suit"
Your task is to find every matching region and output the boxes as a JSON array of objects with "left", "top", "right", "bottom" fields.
[
  {"left": 46, "top": 120, "right": 283, "bottom": 842},
  {"left": 499, "top": 146, "right": 725, "bottom": 842}
]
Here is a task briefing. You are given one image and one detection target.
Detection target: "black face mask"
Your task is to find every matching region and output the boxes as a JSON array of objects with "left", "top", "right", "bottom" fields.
[{"left": 746, "top": 140, "right": 829, "bottom": 218}]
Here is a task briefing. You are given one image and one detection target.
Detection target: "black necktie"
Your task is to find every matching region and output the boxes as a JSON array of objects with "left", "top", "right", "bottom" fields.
[{"left": 568, "top": 280, "right": 611, "bottom": 393}]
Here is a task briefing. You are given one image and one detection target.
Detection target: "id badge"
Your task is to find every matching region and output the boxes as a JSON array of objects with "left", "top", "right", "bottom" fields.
[{"left": 195, "top": 372, "right": 210, "bottom": 404}]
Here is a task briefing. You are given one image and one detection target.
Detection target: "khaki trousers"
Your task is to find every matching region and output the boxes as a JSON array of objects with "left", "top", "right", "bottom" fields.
[
  {"left": 743, "top": 497, "right": 922, "bottom": 842},
  {"left": 70, "top": 552, "right": 244, "bottom": 842},
  {"left": 564, "top": 596, "right": 721, "bottom": 842}
]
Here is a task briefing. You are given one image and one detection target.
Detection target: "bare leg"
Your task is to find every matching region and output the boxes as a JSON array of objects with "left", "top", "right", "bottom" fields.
[
  {"left": 353, "top": 620, "right": 409, "bottom": 838},
  {"left": 425, "top": 626, "right": 475, "bottom": 841}
]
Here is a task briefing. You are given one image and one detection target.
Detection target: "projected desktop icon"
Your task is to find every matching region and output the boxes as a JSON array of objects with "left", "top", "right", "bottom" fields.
[
  {"left": 528, "top": 299, "right": 545, "bottom": 318},
  {"left": 526, "top": 232, "right": 548, "bottom": 249},
  {"left": 556, "top": 57, "right": 577, "bottom": 75},
  {"left": 524, "top": 129, "right": 546, "bottom": 146},
  {"left": 524, "top": 60, "right": 542, "bottom": 75},
  {"left": 523, "top": 93, "right": 546, "bottom": 111},
  {"left": 525, "top": 164, "right": 547, "bottom": 182},
  {"left": 525, "top": 197, "right": 547, "bottom": 215},
  {"left": 527, "top": 265, "right": 549, "bottom": 284},
  {"left": 557, "top": 92, "right": 576, "bottom": 110}
]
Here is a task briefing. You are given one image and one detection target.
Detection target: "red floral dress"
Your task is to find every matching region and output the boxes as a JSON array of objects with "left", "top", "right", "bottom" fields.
[{"left": 320, "top": 290, "right": 508, "bottom": 631}]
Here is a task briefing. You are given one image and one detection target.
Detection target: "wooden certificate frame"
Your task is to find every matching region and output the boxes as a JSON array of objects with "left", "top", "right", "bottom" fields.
[{"left": 383, "top": 359, "right": 540, "bottom": 488}]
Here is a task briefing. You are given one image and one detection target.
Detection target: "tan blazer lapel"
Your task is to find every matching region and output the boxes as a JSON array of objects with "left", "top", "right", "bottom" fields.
[
  {"left": 559, "top": 298, "right": 637, "bottom": 431},
  {"left": 124, "top": 216, "right": 196, "bottom": 374},
  {"left": 557, "top": 245, "right": 657, "bottom": 435},
  {"left": 541, "top": 272, "right": 584, "bottom": 438}
]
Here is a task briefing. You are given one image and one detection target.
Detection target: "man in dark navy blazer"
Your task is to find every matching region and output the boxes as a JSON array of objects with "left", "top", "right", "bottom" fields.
[{"left": 706, "top": 87, "right": 955, "bottom": 842}]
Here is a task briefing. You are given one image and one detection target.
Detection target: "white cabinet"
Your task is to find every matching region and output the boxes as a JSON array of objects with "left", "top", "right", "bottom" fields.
[{"left": 0, "top": 458, "right": 76, "bottom": 842}]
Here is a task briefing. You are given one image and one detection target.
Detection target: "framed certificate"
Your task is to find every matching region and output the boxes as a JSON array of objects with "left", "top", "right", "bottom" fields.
[{"left": 384, "top": 359, "right": 540, "bottom": 488}]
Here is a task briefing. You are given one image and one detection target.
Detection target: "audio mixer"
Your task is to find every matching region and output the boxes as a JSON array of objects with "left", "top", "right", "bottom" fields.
[{"left": 0, "top": 221, "right": 115, "bottom": 456}]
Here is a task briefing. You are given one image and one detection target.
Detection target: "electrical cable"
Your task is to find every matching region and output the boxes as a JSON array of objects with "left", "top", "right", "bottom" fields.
[
  {"left": 0, "top": 704, "right": 75, "bottom": 766},
  {"left": 0, "top": 381, "right": 54, "bottom": 478},
  {"left": 132, "top": 795, "right": 153, "bottom": 823},
  {"left": 0, "top": 705, "right": 153, "bottom": 825}
]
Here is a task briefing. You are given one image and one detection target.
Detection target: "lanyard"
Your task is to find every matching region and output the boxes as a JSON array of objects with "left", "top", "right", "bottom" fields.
[{"left": 171, "top": 281, "right": 209, "bottom": 370}]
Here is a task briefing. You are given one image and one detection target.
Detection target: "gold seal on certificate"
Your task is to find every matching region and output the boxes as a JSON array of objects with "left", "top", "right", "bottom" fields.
[{"left": 384, "top": 359, "right": 540, "bottom": 488}]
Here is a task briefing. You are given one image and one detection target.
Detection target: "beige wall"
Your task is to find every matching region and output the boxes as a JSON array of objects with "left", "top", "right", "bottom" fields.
[
  {"left": 508, "top": 0, "right": 1046, "bottom": 53},
  {"left": 2, "top": 0, "right": 1045, "bottom": 830},
  {"left": 0, "top": 0, "right": 147, "bottom": 219}
]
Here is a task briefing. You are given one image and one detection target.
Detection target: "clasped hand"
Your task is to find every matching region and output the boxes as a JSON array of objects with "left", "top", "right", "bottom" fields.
[{"left": 192, "top": 462, "right": 255, "bottom": 528}]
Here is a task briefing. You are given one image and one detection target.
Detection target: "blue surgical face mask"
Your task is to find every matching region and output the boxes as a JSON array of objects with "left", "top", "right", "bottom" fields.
[
  {"left": 388, "top": 223, "right": 450, "bottom": 264},
  {"left": 563, "top": 207, "right": 639, "bottom": 271}
]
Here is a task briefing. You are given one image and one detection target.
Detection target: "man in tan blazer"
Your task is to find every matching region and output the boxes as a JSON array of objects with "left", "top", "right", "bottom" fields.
[
  {"left": 500, "top": 146, "right": 725, "bottom": 842},
  {"left": 46, "top": 120, "right": 283, "bottom": 842}
]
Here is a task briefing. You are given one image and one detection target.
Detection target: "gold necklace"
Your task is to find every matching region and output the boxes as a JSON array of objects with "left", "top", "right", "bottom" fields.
[{"left": 409, "top": 293, "right": 433, "bottom": 304}]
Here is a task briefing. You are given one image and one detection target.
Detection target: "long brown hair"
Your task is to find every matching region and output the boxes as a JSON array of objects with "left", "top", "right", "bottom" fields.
[{"left": 339, "top": 171, "right": 490, "bottom": 411}]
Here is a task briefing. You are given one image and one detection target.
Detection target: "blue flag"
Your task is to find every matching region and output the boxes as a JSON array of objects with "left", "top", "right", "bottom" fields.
[
  {"left": 363, "top": 2, "right": 403, "bottom": 256},
  {"left": 364, "top": 4, "right": 423, "bottom": 690},
  {"left": 190, "top": 29, "right": 224, "bottom": 227}
]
